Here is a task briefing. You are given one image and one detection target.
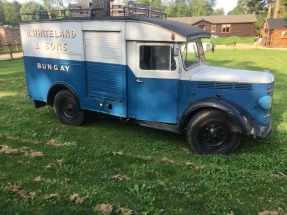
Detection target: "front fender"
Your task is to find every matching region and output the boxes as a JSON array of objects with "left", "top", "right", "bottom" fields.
[{"left": 179, "top": 98, "right": 253, "bottom": 135}]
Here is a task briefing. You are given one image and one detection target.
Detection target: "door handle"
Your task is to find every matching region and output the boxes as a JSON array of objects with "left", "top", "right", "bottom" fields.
[{"left": 136, "top": 79, "right": 143, "bottom": 83}]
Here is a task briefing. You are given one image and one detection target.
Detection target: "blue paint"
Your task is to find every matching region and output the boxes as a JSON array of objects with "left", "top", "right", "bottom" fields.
[
  {"left": 24, "top": 56, "right": 272, "bottom": 130},
  {"left": 134, "top": 77, "right": 179, "bottom": 123}
]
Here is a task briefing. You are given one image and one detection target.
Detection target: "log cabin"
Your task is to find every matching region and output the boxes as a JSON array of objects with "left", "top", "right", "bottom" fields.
[
  {"left": 168, "top": 14, "right": 257, "bottom": 37},
  {"left": 260, "top": 18, "right": 287, "bottom": 48}
]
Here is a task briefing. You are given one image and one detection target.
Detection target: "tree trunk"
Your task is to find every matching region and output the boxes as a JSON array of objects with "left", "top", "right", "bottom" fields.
[
  {"left": 267, "top": 1, "right": 272, "bottom": 18},
  {"left": 274, "top": 0, "right": 280, "bottom": 18}
]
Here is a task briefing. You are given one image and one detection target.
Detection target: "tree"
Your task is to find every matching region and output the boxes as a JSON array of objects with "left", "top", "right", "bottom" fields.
[
  {"left": 164, "top": 0, "right": 215, "bottom": 17},
  {"left": 228, "top": 0, "right": 267, "bottom": 15},
  {"left": 165, "top": 0, "right": 190, "bottom": 17},
  {"left": 137, "top": 0, "right": 162, "bottom": 7},
  {"left": 189, "top": 0, "right": 213, "bottom": 16},
  {"left": 212, "top": 7, "right": 224, "bottom": 15},
  {"left": 267, "top": 0, "right": 272, "bottom": 18},
  {"left": 247, "top": 0, "right": 266, "bottom": 14},
  {"left": 43, "top": 0, "right": 54, "bottom": 10},
  {"left": 75, "top": 0, "right": 89, "bottom": 3},
  {"left": 20, "top": 1, "right": 43, "bottom": 21},
  {"left": 274, "top": 0, "right": 280, "bottom": 17},
  {"left": 282, "top": 0, "right": 287, "bottom": 17},
  {"left": 0, "top": 0, "right": 4, "bottom": 24},
  {"left": 2, "top": 1, "right": 21, "bottom": 26},
  {"left": 228, "top": 0, "right": 248, "bottom": 15}
]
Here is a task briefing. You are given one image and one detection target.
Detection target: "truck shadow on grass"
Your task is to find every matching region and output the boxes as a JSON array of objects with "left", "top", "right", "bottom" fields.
[
  {"left": 83, "top": 111, "right": 280, "bottom": 155},
  {"left": 84, "top": 111, "right": 188, "bottom": 148}
]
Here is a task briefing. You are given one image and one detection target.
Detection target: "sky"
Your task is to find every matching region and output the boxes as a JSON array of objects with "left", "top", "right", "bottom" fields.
[{"left": 215, "top": 0, "right": 238, "bottom": 14}]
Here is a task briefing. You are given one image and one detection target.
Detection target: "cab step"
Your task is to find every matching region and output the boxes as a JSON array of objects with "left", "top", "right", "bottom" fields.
[{"left": 139, "top": 121, "right": 179, "bottom": 133}]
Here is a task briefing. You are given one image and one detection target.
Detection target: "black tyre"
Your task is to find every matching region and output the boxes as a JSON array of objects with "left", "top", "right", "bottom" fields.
[
  {"left": 53, "top": 90, "right": 85, "bottom": 126},
  {"left": 186, "top": 110, "right": 241, "bottom": 154}
]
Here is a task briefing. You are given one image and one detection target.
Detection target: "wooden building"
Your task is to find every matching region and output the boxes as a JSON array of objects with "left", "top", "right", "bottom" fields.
[
  {"left": 0, "top": 27, "right": 21, "bottom": 45},
  {"left": 260, "top": 18, "right": 287, "bottom": 48},
  {"left": 168, "top": 14, "right": 257, "bottom": 37}
]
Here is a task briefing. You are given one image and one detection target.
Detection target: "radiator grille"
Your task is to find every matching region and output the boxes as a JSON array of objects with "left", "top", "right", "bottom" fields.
[{"left": 267, "top": 82, "right": 274, "bottom": 96}]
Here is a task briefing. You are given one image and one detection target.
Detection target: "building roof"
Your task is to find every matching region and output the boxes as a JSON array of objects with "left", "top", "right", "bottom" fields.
[
  {"left": 168, "top": 14, "right": 257, "bottom": 25},
  {"left": 265, "top": 18, "right": 287, "bottom": 29}
]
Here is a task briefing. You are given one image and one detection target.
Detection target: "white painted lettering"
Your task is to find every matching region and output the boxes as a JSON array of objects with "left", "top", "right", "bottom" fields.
[
  {"left": 27, "top": 29, "right": 77, "bottom": 38},
  {"left": 65, "top": 66, "right": 70, "bottom": 72},
  {"left": 36, "top": 63, "right": 70, "bottom": 72}
]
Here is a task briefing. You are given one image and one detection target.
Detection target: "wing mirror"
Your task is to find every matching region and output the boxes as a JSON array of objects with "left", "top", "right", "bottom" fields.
[{"left": 173, "top": 44, "right": 180, "bottom": 56}]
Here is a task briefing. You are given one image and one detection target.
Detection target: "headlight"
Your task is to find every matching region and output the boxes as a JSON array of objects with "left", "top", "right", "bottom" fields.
[{"left": 258, "top": 95, "right": 272, "bottom": 110}]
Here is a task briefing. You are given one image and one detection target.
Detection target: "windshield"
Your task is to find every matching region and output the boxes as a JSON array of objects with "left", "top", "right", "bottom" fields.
[{"left": 180, "top": 40, "right": 205, "bottom": 69}]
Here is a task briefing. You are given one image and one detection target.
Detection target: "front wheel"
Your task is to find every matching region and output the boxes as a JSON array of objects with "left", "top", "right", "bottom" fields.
[
  {"left": 186, "top": 110, "right": 241, "bottom": 154},
  {"left": 53, "top": 90, "right": 85, "bottom": 126}
]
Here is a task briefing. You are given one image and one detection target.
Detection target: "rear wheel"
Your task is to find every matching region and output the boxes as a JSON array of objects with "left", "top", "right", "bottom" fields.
[
  {"left": 186, "top": 110, "right": 241, "bottom": 154},
  {"left": 53, "top": 90, "right": 85, "bottom": 126}
]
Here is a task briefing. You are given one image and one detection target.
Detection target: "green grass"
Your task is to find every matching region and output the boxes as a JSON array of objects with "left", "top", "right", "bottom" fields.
[
  {"left": 203, "top": 36, "right": 255, "bottom": 45},
  {"left": 0, "top": 49, "right": 287, "bottom": 214}
]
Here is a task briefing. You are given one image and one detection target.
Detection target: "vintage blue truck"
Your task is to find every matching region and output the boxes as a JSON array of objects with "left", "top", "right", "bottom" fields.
[{"left": 20, "top": 4, "right": 274, "bottom": 154}]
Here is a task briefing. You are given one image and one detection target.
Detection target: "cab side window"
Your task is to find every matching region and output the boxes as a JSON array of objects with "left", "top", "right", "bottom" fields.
[
  {"left": 140, "top": 46, "right": 176, "bottom": 70},
  {"left": 180, "top": 42, "right": 200, "bottom": 69}
]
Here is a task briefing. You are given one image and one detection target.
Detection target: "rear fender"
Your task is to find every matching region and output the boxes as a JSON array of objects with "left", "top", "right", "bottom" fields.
[{"left": 47, "top": 82, "right": 79, "bottom": 107}]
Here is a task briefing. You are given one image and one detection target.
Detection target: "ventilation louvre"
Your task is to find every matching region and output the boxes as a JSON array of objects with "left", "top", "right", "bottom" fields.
[
  {"left": 197, "top": 82, "right": 253, "bottom": 91},
  {"left": 234, "top": 83, "right": 253, "bottom": 91}
]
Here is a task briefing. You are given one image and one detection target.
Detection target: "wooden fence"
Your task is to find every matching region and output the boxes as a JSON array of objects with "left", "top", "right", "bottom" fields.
[{"left": 0, "top": 43, "right": 22, "bottom": 60}]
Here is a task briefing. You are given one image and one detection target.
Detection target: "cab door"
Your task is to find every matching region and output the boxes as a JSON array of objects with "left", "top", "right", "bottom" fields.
[{"left": 135, "top": 43, "right": 179, "bottom": 123}]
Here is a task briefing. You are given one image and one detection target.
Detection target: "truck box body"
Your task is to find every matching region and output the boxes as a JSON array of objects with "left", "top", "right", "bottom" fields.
[{"left": 21, "top": 17, "right": 206, "bottom": 123}]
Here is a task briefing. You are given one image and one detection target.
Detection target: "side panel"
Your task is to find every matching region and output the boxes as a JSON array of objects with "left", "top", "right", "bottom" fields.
[
  {"left": 84, "top": 31, "right": 123, "bottom": 101},
  {"left": 20, "top": 22, "right": 86, "bottom": 102},
  {"left": 20, "top": 21, "right": 128, "bottom": 118},
  {"left": 83, "top": 30, "right": 127, "bottom": 117}
]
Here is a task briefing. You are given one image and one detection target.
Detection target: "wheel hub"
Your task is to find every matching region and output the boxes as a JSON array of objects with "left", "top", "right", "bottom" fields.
[
  {"left": 61, "top": 99, "right": 77, "bottom": 119},
  {"left": 200, "top": 122, "right": 230, "bottom": 148}
]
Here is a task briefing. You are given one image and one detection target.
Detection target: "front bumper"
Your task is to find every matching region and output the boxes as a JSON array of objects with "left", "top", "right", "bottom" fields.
[{"left": 249, "top": 121, "right": 272, "bottom": 138}]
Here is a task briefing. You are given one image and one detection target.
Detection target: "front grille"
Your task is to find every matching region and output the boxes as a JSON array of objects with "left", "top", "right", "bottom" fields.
[
  {"left": 267, "top": 82, "right": 274, "bottom": 96},
  {"left": 264, "top": 109, "right": 272, "bottom": 123},
  {"left": 264, "top": 82, "right": 274, "bottom": 123}
]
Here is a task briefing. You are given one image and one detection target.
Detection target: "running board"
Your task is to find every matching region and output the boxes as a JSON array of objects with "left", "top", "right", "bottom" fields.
[{"left": 139, "top": 121, "right": 179, "bottom": 133}]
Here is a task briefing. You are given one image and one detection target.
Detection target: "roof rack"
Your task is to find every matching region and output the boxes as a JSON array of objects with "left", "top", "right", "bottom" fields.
[{"left": 20, "top": 0, "right": 165, "bottom": 21}]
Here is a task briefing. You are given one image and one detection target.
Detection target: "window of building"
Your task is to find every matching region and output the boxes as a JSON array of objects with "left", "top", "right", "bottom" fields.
[
  {"left": 139, "top": 46, "right": 175, "bottom": 70},
  {"left": 222, "top": 24, "right": 231, "bottom": 33},
  {"left": 211, "top": 25, "right": 216, "bottom": 33},
  {"left": 199, "top": 25, "right": 206, "bottom": 30}
]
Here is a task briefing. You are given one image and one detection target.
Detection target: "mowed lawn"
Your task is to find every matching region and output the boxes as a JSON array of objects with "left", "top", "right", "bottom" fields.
[{"left": 0, "top": 49, "right": 287, "bottom": 214}]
